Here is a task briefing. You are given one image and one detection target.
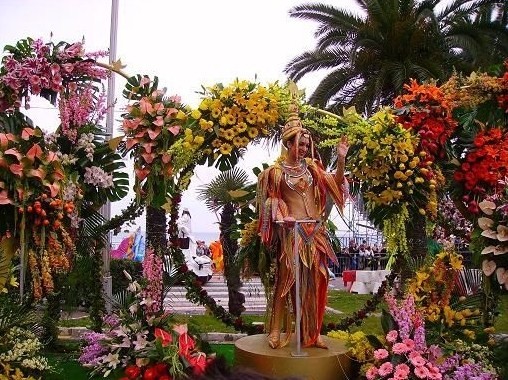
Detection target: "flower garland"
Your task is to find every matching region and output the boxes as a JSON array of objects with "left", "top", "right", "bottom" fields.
[{"left": 121, "top": 76, "right": 191, "bottom": 207}]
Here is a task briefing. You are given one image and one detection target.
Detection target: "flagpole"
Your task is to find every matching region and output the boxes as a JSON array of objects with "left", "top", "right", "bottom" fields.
[{"left": 101, "top": 0, "right": 119, "bottom": 314}]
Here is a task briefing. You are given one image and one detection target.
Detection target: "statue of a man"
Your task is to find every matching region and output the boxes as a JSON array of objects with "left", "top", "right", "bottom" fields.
[{"left": 257, "top": 105, "right": 349, "bottom": 349}]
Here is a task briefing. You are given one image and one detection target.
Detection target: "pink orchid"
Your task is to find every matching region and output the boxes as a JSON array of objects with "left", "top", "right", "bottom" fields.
[{"left": 51, "top": 167, "right": 65, "bottom": 181}]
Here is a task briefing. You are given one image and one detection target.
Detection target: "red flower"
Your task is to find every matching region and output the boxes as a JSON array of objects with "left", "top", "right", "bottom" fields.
[{"left": 154, "top": 327, "right": 172, "bottom": 347}]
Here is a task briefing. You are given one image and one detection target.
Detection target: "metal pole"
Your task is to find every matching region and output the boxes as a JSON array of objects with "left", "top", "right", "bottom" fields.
[
  {"left": 101, "top": 0, "right": 119, "bottom": 314},
  {"left": 292, "top": 222, "right": 306, "bottom": 357}
]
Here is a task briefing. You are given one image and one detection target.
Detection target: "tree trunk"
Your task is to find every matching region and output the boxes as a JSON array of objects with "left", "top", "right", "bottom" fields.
[
  {"left": 220, "top": 203, "right": 245, "bottom": 317},
  {"left": 146, "top": 205, "right": 167, "bottom": 253},
  {"left": 401, "top": 212, "right": 428, "bottom": 287}
]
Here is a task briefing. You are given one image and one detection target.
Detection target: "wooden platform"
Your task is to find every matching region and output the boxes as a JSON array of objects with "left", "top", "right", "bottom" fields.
[{"left": 234, "top": 334, "right": 353, "bottom": 380}]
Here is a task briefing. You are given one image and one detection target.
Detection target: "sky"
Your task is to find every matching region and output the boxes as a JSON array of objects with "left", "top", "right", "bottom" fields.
[{"left": 0, "top": 0, "right": 363, "bottom": 238}]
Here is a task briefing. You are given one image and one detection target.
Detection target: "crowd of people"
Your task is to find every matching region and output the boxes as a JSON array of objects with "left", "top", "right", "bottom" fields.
[{"left": 330, "top": 239, "right": 388, "bottom": 274}]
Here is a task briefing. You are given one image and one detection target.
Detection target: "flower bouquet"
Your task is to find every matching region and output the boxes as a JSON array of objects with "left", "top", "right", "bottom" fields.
[{"left": 79, "top": 249, "right": 212, "bottom": 378}]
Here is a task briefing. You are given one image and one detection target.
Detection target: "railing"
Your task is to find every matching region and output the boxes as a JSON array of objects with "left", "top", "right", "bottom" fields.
[{"left": 329, "top": 254, "right": 389, "bottom": 276}]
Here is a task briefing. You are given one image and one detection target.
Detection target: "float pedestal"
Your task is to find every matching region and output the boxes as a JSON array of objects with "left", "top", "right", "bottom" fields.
[{"left": 234, "top": 334, "right": 353, "bottom": 380}]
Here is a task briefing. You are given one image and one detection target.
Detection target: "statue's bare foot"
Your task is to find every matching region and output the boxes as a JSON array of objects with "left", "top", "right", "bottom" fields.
[
  {"left": 314, "top": 336, "right": 328, "bottom": 349},
  {"left": 268, "top": 330, "right": 280, "bottom": 349}
]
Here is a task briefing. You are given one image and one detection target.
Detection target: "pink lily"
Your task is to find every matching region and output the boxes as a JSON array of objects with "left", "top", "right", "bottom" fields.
[
  {"left": 0, "top": 132, "right": 15, "bottom": 148},
  {"left": 139, "top": 98, "right": 154, "bottom": 115},
  {"left": 152, "top": 116, "right": 164, "bottom": 127},
  {"left": 147, "top": 128, "right": 161, "bottom": 140},
  {"left": 143, "top": 142, "right": 156, "bottom": 154}
]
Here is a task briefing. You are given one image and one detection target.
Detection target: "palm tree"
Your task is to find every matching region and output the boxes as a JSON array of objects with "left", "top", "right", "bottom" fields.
[
  {"left": 196, "top": 167, "right": 253, "bottom": 317},
  {"left": 285, "top": 0, "right": 508, "bottom": 115}
]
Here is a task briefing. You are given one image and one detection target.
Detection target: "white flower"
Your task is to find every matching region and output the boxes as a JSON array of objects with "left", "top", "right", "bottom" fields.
[
  {"left": 493, "top": 245, "right": 508, "bottom": 255},
  {"left": 478, "top": 217, "right": 494, "bottom": 230},
  {"left": 481, "top": 229, "right": 498, "bottom": 239},
  {"left": 102, "top": 352, "right": 120, "bottom": 368},
  {"left": 133, "top": 333, "right": 149, "bottom": 350},
  {"left": 497, "top": 225, "right": 508, "bottom": 242},
  {"left": 481, "top": 245, "right": 497, "bottom": 255},
  {"left": 479, "top": 200, "right": 496, "bottom": 215}
]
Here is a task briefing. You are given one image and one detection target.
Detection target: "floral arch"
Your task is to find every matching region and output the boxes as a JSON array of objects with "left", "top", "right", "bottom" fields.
[{"left": 1, "top": 37, "right": 507, "bottom": 338}]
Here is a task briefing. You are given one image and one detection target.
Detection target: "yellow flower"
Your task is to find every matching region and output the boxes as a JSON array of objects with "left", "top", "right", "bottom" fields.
[
  {"left": 247, "top": 127, "right": 259, "bottom": 139},
  {"left": 175, "top": 110, "right": 187, "bottom": 120},
  {"left": 191, "top": 109, "right": 202, "bottom": 119},
  {"left": 222, "top": 128, "right": 235, "bottom": 141},
  {"left": 219, "top": 143, "right": 232, "bottom": 155},
  {"left": 212, "top": 139, "right": 222, "bottom": 148}
]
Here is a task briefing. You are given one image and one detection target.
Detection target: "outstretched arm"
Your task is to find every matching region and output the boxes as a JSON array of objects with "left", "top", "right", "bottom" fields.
[{"left": 335, "top": 135, "right": 349, "bottom": 186}]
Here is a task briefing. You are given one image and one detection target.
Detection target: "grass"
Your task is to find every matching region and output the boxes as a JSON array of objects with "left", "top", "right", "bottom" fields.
[{"left": 48, "top": 290, "right": 508, "bottom": 379}]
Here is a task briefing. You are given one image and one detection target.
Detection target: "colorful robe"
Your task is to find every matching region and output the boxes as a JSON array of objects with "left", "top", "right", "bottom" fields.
[{"left": 257, "top": 158, "right": 346, "bottom": 347}]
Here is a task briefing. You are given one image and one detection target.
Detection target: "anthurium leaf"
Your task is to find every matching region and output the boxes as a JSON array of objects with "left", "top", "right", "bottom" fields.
[{"left": 108, "top": 136, "right": 124, "bottom": 151}]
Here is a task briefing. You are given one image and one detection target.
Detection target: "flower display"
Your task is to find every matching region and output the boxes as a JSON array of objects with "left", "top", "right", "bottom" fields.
[
  {"left": 452, "top": 128, "right": 508, "bottom": 211},
  {"left": 0, "top": 327, "right": 52, "bottom": 379},
  {"left": 79, "top": 263, "right": 211, "bottom": 378},
  {"left": 192, "top": 79, "right": 287, "bottom": 167},
  {"left": 406, "top": 245, "right": 485, "bottom": 343},
  {"left": 343, "top": 107, "right": 441, "bottom": 255},
  {"left": 0, "top": 38, "right": 128, "bottom": 300},
  {"left": 355, "top": 294, "right": 499, "bottom": 380},
  {"left": 394, "top": 80, "right": 457, "bottom": 165},
  {"left": 121, "top": 76, "right": 190, "bottom": 206},
  {"left": 476, "top": 184, "right": 508, "bottom": 286}
]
